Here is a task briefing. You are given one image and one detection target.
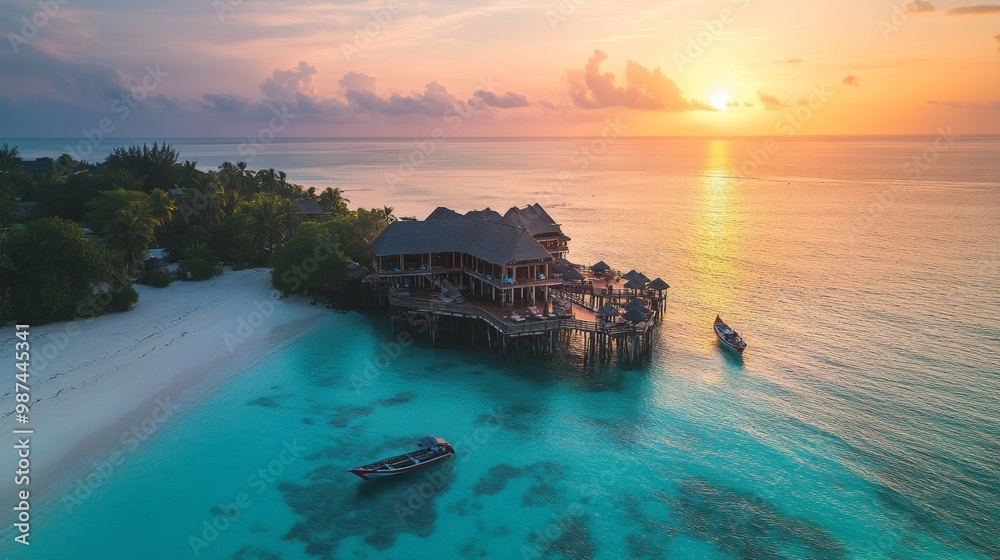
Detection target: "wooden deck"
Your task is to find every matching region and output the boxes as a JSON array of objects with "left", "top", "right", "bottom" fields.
[{"left": 387, "top": 289, "right": 656, "bottom": 339}]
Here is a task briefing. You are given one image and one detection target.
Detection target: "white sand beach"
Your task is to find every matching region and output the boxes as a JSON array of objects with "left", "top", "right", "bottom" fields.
[{"left": 0, "top": 268, "right": 328, "bottom": 500}]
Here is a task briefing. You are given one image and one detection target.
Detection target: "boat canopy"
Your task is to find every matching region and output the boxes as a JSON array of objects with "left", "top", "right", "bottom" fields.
[{"left": 418, "top": 436, "right": 446, "bottom": 448}]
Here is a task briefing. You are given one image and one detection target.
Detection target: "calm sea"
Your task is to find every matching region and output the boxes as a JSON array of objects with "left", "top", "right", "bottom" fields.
[{"left": 3, "top": 136, "right": 999, "bottom": 559}]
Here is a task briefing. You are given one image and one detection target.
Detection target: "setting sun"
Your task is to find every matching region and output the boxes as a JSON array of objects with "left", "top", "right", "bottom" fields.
[{"left": 710, "top": 92, "right": 731, "bottom": 111}]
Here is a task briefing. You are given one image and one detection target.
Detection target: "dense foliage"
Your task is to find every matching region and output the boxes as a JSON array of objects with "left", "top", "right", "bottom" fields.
[
  {"left": 270, "top": 222, "right": 350, "bottom": 298},
  {"left": 0, "top": 142, "right": 393, "bottom": 323},
  {"left": 178, "top": 258, "right": 216, "bottom": 280},
  {"left": 0, "top": 218, "right": 112, "bottom": 323}
]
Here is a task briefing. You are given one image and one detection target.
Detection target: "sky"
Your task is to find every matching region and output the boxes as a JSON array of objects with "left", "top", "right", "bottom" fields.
[{"left": 0, "top": 0, "right": 998, "bottom": 137}]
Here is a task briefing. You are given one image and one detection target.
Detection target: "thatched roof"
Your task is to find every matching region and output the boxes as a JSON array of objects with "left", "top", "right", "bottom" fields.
[
  {"left": 562, "top": 268, "right": 585, "bottom": 282},
  {"left": 622, "top": 307, "right": 647, "bottom": 323},
  {"left": 624, "top": 278, "right": 646, "bottom": 290},
  {"left": 503, "top": 203, "right": 563, "bottom": 236},
  {"left": 372, "top": 217, "right": 551, "bottom": 265},
  {"left": 597, "top": 303, "right": 620, "bottom": 317},
  {"left": 426, "top": 207, "right": 463, "bottom": 220},
  {"left": 621, "top": 270, "right": 651, "bottom": 284},
  {"left": 552, "top": 258, "right": 577, "bottom": 273},
  {"left": 592, "top": 261, "right": 611, "bottom": 272},
  {"left": 624, "top": 298, "right": 647, "bottom": 310},
  {"left": 647, "top": 278, "right": 670, "bottom": 291}
]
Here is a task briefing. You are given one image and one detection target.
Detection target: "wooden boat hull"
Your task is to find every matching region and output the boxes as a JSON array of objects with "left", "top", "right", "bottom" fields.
[
  {"left": 714, "top": 316, "right": 747, "bottom": 357},
  {"left": 348, "top": 436, "right": 455, "bottom": 480},
  {"left": 715, "top": 332, "right": 745, "bottom": 356},
  {"left": 349, "top": 452, "right": 453, "bottom": 480}
]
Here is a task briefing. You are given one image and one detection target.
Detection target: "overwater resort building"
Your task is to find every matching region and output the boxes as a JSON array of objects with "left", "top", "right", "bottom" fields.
[
  {"left": 371, "top": 204, "right": 567, "bottom": 305},
  {"left": 369, "top": 203, "right": 668, "bottom": 367}
]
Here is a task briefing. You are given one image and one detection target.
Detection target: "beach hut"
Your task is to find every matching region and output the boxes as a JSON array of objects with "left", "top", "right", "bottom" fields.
[
  {"left": 597, "top": 303, "right": 620, "bottom": 318},
  {"left": 562, "top": 268, "right": 585, "bottom": 282},
  {"left": 647, "top": 278, "right": 670, "bottom": 291},
  {"left": 623, "top": 270, "right": 650, "bottom": 284},
  {"left": 624, "top": 298, "right": 647, "bottom": 311},
  {"left": 624, "top": 278, "right": 645, "bottom": 291},
  {"left": 622, "top": 307, "right": 647, "bottom": 323},
  {"left": 592, "top": 261, "right": 611, "bottom": 274}
]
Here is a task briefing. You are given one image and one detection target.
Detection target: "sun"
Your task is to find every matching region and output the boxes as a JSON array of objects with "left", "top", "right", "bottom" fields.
[{"left": 710, "top": 91, "right": 731, "bottom": 111}]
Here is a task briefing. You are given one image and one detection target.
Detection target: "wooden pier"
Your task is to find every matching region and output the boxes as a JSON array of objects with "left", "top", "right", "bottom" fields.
[{"left": 382, "top": 285, "right": 662, "bottom": 369}]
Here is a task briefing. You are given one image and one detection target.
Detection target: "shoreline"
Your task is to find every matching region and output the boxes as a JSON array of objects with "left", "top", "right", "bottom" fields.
[{"left": 0, "top": 268, "right": 329, "bottom": 505}]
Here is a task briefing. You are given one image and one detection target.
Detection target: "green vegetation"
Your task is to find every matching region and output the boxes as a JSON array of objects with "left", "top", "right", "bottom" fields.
[
  {"left": 0, "top": 142, "right": 391, "bottom": 324},
  {"left": 178, "top": 258, "right": 216, "bottom": 280},
  {"left": 138, "top": 272, "right": 172, "bottom": 288},
  {"left": 0, "top": 218, "right": 112, "bottom": 324},
  {"left": 271, "top": 222, "right": 350, "bottom": 298}
]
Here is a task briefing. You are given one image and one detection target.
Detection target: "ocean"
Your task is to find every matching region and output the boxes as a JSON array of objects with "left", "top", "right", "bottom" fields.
[{"left": 3, "top": 136, "right": 999, "bottom": 559}]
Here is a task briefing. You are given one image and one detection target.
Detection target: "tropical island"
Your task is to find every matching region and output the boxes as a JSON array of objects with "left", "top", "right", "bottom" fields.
[{"left": 0, "top": 141, "right": 393, "bottom": 325}]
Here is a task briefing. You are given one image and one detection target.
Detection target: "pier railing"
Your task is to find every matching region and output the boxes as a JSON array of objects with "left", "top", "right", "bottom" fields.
[{"left": 389, "top": 294, "right": 655, "bottom": 337}]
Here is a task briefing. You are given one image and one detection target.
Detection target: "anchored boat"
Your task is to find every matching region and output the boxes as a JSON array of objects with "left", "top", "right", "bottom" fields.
[
  {"left": 714, "top": 315, "right": 747, "bottom": 356},
  {"left": 347, "top": 436, "right": 454, "bottom": 480}
]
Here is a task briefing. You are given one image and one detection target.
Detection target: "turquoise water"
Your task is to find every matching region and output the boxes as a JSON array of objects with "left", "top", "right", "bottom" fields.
[{"left": 3, "top": 137, "right": 999, "bottom": 559}]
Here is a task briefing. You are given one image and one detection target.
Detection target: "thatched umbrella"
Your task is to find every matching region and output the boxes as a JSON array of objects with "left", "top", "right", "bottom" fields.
[
  {"left": 623, "top": 269, "right": 641, "bottom": 281},
  {"left": 624, "top": 278, "right": 645, "bottom": 291},
  {"left": 562, "top": 268, "right": 584, "bottom": 282},
  {"left": 624, "top": 298, "right": 647, "bottom": 311},
  {"left": 635, "top": 271, "right": 651, "bottom": 284},
  {"left": 647, "top": 278, "right": 670, "bottom": 291},
  {"left": 597, "top": 303, "right": 620, "bottom": 318},
  {"left": 591, "top": 261, "right": 611, "bottom": 273},
  {"left": 622, "top": 307, "right": 647, "bottom": 323},
  {"left": 553, "top": 258, "right": 577, "bottom": 273}
]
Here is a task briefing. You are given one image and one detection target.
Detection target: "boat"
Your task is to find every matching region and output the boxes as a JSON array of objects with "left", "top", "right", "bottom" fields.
[
  {"left": 714, "top": 315, "right": 747, "bottom": 356},
  {"left": 347, "top": 436, "right": 455, "bottom": 480}
]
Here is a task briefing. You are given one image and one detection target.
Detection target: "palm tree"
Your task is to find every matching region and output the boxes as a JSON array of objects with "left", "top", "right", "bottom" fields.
[
  {"left": 106, "top": 204, "right": 157, "bottom": 275},
  {"left": 178, "top": 160, "right": 199, "bottom": 189},
  {"left": 380, "top": 205, "right": 396, "bottom": 224},
  {"left": 258, "top": 168, "right": 279, "bottom": 193},
  {"left": 240, "top": 194, "right": 287, "bottom": 253},
  {"left": 318, "top": 187, "right": 350, "bottom": 214},
  {"left": 189, "top": 172, "right": 226, "bottom": 227},
  {"left": 148, "top": 189, "right": 177, "bottom": 227},
  {"left": 183, "top": 241, "right": 211, "bottom": 260},
  {"left": 277, "top": 197, "right": 304, "bottom": 237}
]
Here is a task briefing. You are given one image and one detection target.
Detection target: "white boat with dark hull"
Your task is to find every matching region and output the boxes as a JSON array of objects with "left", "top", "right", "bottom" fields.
[
  {"left": 347, "top": 436, "right": 454, "bottom": 480},
  {"left": 714, "top": 315, "right": 747, "bottom": 357}
]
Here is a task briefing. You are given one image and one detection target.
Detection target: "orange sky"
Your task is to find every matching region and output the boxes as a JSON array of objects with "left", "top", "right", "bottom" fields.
[{"left": 0, "top": 0, "right": 997, "bottom": 136}]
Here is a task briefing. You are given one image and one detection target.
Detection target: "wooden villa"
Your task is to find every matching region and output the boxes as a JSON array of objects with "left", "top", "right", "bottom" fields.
[{"left": 370, "top": 204, "right": 668, "bottom": 368}]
